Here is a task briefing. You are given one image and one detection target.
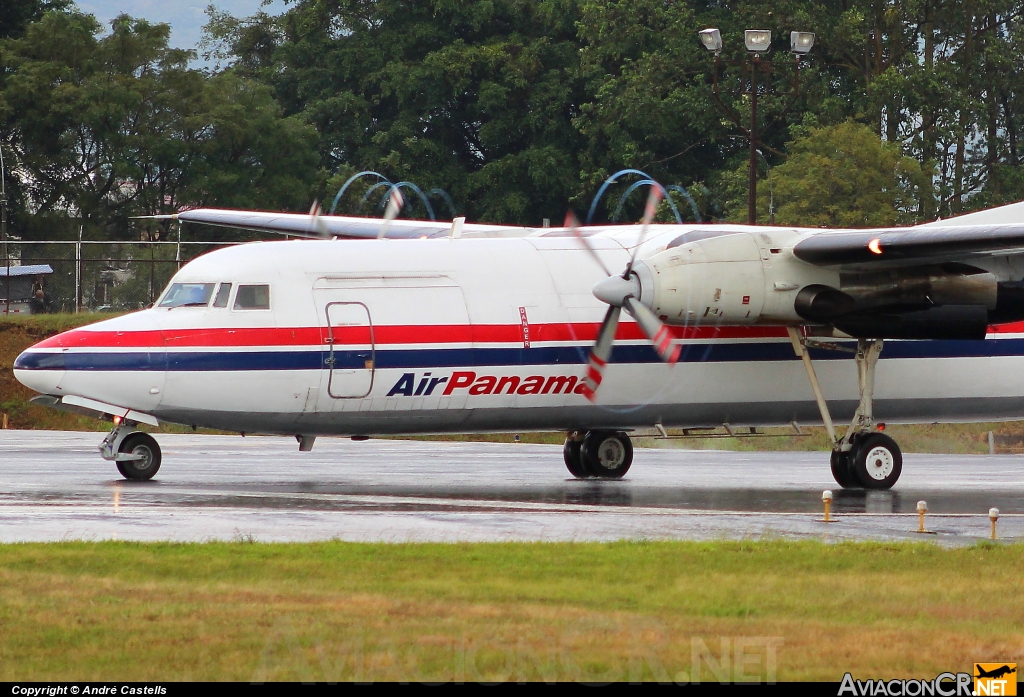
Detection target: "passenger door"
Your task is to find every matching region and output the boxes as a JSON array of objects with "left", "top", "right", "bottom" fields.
[{"left": 323, "top": 301, "right": 374, "bottom": 398}]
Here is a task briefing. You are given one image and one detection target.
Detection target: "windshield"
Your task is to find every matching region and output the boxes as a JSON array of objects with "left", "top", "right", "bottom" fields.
[{"left": 159, "top": 283, "right": 215, "bottom": 308}]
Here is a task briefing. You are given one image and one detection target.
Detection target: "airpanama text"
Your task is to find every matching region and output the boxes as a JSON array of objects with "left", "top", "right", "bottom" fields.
[{"left": 387, "top": 371, "right": 587, "bottom": 397}]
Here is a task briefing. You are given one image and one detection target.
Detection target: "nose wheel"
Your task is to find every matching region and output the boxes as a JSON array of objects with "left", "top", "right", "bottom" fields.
[
  {"left": 563, "top": 430, "right": 633, "bottom": 479},
  {"left": 115, "top": 432, "right": 162, "bottom": 481},
  {"left": 99, "top": 420, "right": 162, "bottom": 481}
]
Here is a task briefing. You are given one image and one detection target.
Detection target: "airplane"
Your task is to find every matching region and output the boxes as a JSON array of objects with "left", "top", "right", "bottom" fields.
[
  {"left": 13, "top": 191, "right": 1024, "bottom": 490},
  {"left": 975, "top": 665, "right": 1017, "bottom": 680}
]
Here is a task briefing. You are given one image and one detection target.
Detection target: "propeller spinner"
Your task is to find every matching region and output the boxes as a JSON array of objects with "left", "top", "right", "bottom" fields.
[{"left": 573, "top": 188, "right": 681, "bottom": 402}]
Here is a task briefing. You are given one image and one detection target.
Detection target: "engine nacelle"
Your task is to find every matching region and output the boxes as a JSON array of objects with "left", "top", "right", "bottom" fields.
[
  {"left": 626, "top": 229, "right": 1024, "bottom": 336},
  {"left": 792, "top": 273, "right": 1024, "bottom": 340},
  {"left": 637, "top": 232, "right": 767, "bottom": 324}
]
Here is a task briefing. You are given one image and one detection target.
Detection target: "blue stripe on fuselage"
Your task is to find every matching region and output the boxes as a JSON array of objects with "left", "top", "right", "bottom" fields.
[{"left": 14, "top": 338, "right": 1024, "bottom": 371}]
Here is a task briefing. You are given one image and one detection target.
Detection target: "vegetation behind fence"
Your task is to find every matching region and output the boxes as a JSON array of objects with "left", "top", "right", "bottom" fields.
[{"left": 1, "top": 240, "right": 237, "bottom": 313}]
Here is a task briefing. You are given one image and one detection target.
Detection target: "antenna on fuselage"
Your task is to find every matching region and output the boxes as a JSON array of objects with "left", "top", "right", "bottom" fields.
[{"left": 449, "top": 217, "right": 465, "bottom": 239}]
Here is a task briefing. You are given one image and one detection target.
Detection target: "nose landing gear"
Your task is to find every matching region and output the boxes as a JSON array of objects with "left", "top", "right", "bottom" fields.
[
  {"left": 563, "top": 430, "right": 633, "bottom": 479},
  {"left": 100, "top": 419, "right": 162, "bottom": 481}
]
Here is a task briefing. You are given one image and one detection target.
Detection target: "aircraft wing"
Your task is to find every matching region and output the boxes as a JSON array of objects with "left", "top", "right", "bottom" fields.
[
  {"left": 160, "top": 208, "right": 547, "bottom": 240},
  {"left": 792, "top": 223, "right": 1024, "bottom": 269},
  {"left": 793, "top": 200, "right": 1024, "bottom": 269}
]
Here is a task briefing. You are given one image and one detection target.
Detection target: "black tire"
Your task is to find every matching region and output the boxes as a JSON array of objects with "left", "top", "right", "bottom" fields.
[
  {"left": 563, "top": 437, "right": 587, "bottom": 478},
  {"left": 830, "top": 448, "right": 859, "bottom": 489},
  {"left": 581, "top": 431, "right": 633, "bottom": 479},
  {"left": 852, "top": 433, "right": 902, "bottom": 490},
  {"left": 117, "top": 432, "right": 162, "bottom": 481}
]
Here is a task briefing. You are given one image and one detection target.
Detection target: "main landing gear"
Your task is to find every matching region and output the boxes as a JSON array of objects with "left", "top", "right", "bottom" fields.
[
  {"left": 564, "top": 430, "right": 634, "bottom": 479},
  {"left": 100, "top": 419, "right": 162, "bottom": 481},
  {"left": 788, "top": 329, "right": 902, "bottom": 490}
]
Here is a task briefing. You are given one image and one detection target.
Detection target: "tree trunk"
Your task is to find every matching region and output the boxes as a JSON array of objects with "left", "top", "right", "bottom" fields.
[
  {"left": 986, "top": 11, "right": 999, "bottom": 197},
  {"left": 952, "top": 6, "right": 973, "bottom": 215}
]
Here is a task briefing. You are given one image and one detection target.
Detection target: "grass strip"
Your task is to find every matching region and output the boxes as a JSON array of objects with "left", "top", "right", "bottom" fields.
[{"left": 0, "top": 540, "right": 1019, "bottom": 682}]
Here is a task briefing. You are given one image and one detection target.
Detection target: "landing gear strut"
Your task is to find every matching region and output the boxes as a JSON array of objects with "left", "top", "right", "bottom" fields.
[
  {"left": 100, "top": 419, "right": 162, "bottom": 481},
  {"left": 788, "top": 329, "right": 902, "bottom": 490},
  {"left": 563, "top": 430, "right": 633, "bottom": 479}
]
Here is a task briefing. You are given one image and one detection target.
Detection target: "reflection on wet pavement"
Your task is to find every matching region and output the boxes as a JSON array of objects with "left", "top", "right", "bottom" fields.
[{"left": 0, "top": 432, "right": 1021, "bottom": 543}]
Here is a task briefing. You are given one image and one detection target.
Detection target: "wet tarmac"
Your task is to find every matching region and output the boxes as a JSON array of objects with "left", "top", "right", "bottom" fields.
[{"left": 0, "top": 431, "right": 1022, "bottom": 544}]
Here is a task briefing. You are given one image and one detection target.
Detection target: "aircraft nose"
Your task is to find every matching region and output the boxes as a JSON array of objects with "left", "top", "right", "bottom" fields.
[{"left": 13, "top": 345, "right": 66, "bottom": 395}]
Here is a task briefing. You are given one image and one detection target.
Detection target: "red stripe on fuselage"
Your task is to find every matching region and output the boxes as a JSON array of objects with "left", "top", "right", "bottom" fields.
[
  {"left": 32, "top": 323, "right": 795, "bottom": 350},
  {"left": 988, "top": 321, "right": 1024, "bottom": 334}
]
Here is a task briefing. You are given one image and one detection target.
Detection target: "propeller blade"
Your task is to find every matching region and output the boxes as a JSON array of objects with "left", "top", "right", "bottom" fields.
[
  {"left": 377, "top": 189, "right": 405, "bottom": 239},
  {"left": 580, "top": 305, "right": 621, "bottom": 402},
  {"left": 576, "top": 190, "right": 674, "bottom": 401},
  {"left": 566, "top": 211, "right": 613, "bottom": 277},
  {"left": 623, "top": 186, "right": 663, "bottom": 278},
  {"left": 309, "top": 200, "right": 329, "bottom": 238},
  {"left": 624, "top": 297, "right": 680, "bottom": 365}
]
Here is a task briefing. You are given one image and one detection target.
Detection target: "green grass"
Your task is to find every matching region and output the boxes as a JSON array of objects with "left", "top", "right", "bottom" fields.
[
  {"left": 0, "top": 311, "right": 119, "bottom": 335},
  {"left": 0, "top": 540, "right": 1021, "bottom": 681}
]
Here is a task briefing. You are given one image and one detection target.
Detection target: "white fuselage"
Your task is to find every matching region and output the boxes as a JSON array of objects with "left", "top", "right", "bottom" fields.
[{"left": 15, "top": 225, "right": 1024, "bottom": 435}]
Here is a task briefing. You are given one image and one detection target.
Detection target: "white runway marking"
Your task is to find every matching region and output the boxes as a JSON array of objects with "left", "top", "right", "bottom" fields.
[{"left": 0, "top": 431, "right": 1021, "bottom": 543}]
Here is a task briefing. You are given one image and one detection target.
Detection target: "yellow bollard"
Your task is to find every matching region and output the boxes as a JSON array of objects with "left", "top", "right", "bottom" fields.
[
  {"left": 1, "top": 412, "right": 7, "bottom": 430},
  {"left": 989, "top": 508, "right": 1000, "bottom": 540},
  {"left": 822, "top": 490, "right": 833, "bottom": 522},
  {"left": 917, "top": 500, "right": 928, "bottom": 533}
]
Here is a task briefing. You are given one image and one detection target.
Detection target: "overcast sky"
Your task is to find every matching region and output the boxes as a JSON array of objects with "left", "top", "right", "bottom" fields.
[{"left": 76, "top": 0, "right": 288, "bottom": 54}]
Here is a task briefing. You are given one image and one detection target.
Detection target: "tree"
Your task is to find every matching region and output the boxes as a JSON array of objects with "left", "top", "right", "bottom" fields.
[
  {"left": 209, "top": 0, "right": 587, "bottom": 225},
  {"left": 0, "top": 9, "right": 320, "bottom": 241},
  {"left": 0, "top": 0, "right": 71, "bottom": 39},
  {"left": 757, "top": 121, "right": 927, "bottom": 227}
]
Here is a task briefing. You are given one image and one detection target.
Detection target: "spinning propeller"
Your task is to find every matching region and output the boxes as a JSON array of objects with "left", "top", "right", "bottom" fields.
[
  {"left": 307, "top": 188, "right": 405, "bottom": 239},
  {"left": 573, "top": 188, "right": 681, "bottom": 401}
]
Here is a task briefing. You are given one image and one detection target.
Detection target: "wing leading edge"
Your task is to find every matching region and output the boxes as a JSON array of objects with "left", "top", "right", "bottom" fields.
[
  {"left": 793, "top": 223, "right": 1024, "bottom": 268},
  {"left": 793, "top": 200, "right": 1024, "bottom": 269},
  {"left": 153, "top": 208, "right": 546, "bottom": 240}
]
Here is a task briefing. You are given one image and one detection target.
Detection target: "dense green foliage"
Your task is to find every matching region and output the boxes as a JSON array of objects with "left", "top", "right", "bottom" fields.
[
  {"left": 763, "top": 121, "right": 928, "bottom": 226},
  {"left": 0, "top": 4, "right": 319, "bottom": 241},
  {"left": 5, "top": 0, "right": 1024, "bottom": 236}
]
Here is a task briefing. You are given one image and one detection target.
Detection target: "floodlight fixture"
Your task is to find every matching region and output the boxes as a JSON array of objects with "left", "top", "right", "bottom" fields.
[
  {"left": 791, "top": 31, "right": 815, "bottom": 54},
  {"left": 744, "top": 29, "right": 772, "bottom": 52},
  {"left": 699, "top": 28, "right": 722, "bottom": 53}
]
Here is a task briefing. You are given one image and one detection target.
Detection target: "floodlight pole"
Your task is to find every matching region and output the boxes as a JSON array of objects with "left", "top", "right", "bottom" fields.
[
  {"left": 704, "top": 32, "right": 811, "bottom": 225},
  {"left": 709, "top": 51, "right": 765, "bottom": 226},
  {"left": 748, "top": 55, "right": 760, "bottom": 226}
]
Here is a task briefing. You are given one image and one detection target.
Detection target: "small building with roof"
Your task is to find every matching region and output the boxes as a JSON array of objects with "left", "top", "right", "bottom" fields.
[{"left": 0, "top": 264, "right": 55, "bottom": 314}]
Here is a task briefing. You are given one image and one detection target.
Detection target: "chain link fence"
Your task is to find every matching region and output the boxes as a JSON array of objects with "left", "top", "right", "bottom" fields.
[{"left": 1, "top": 239, "right": 239, "bottom": 314}]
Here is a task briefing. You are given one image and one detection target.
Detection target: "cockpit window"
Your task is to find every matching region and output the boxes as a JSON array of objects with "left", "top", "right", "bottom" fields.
[
  {"left": 233, "top": 284, "right": 270, "bottom": 310},
  {"left": 212, "top": 283, "right": 232, "bottom": 308},
  {"left": 159, "top": 283, "right": 215, "bottom": 308}
]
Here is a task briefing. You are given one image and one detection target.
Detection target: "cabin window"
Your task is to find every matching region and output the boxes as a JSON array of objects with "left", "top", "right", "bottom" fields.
[
  {"left": 212, "top": 283, "right": 232, "bottom": 308},
  {"left": 158, "top": 283, "right": 215, "bottom": 308},
  {"left": 234, "top": 284, "right": 270, "bottom": 310}
]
